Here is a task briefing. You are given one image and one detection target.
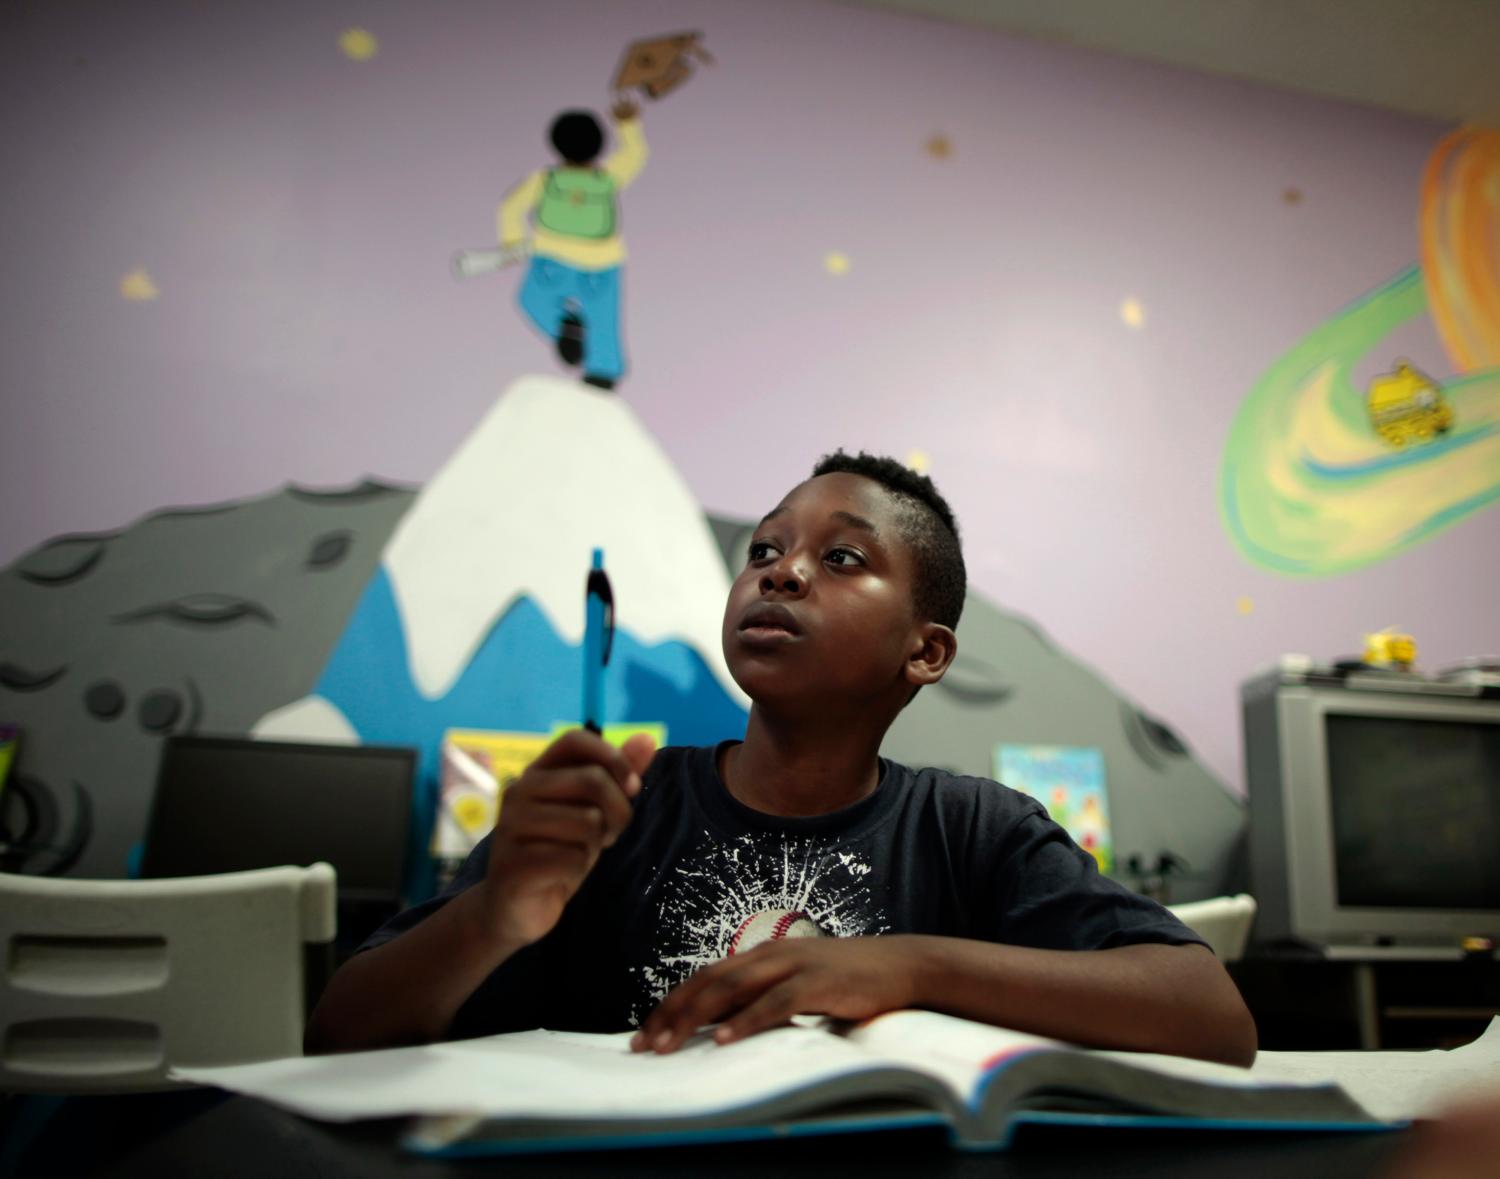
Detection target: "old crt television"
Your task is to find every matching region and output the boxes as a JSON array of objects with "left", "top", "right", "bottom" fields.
[{"left": 1243, "top": 671, "right": 1500, "bottom": 951}]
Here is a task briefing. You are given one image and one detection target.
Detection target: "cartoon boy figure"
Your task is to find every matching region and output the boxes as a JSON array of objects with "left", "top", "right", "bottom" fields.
[{"left": 498, "top": 101, "right": 646, "bottom": 390}]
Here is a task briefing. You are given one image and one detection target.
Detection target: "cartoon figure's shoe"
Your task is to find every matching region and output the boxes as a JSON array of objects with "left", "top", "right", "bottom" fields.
[
  {"left": 557, "top": 314, "right": 585, "bottom": 367},
  {"left": 582, "top": 374, "right": 616, "bottom": 391}
]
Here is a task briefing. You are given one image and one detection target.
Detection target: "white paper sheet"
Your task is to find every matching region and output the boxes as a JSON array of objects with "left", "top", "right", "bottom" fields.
[
  {"left": 172, "top": 1025, "right": 895, "bottom": 1123},
  {"left": 1249, "top": 1018, "right": 1500, "bottom": 1121},
  {"left": 172, "top": 1018, "right": 1500, "bottom": 1125},
  {"left": 1099, "top": 1018, "right": 1500, "bottom": 1122}
]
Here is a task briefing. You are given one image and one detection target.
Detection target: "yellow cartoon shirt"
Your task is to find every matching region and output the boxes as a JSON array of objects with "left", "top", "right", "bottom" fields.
[{"left": 497, "top": 117, "right": 647, "bottom": 271}]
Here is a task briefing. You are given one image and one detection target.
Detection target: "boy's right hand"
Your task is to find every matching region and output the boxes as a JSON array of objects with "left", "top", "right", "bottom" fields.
[{"left": 478, "top": 729, "right": 655, "bottom": 947}]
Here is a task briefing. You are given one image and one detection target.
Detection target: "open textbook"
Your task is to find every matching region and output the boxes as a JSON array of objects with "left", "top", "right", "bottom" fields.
[{"left": 173, "top": 1009, "right": 1398, "bottom": 1156}]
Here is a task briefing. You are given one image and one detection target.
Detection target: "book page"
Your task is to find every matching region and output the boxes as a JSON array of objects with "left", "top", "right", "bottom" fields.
[
  {"left": 856, "top": 1011, "right": 1352, "bottom": 1112},
  {"left": 1094, "top": 1019, "right": 1500, "bottom": 1121},
  {"left": 1246, "top": 1017, "right": 1500, "bottom": 1121},
  {"left": 173, "top": 1024, "right": 927, "bottom": 1123},
  {"left": 844, "top": 1010, "right": 1061, "bottom": 1100},
  {"left": 1093, "top": 1047, "right": 1271, "bottom": 1087}
]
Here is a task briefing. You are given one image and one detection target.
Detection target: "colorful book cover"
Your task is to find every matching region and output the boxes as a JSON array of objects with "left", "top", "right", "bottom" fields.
[
  {"left": 995, "top": 744, "right": 1111, "bottom": 872},
  {"left": 434, "top": 724, "right": 668, "bottom": 858},
  {"left": 0, "top": 724, "right": 16, "bottom": 797}
]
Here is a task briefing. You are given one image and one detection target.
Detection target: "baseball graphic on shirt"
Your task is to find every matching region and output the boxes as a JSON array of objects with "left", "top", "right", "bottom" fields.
[
  {"left": 630, "top": 831, "right": 887, "bottom": 1027},
  {"left": 726, "top": 909, "right": 825, "bottom": 956}
]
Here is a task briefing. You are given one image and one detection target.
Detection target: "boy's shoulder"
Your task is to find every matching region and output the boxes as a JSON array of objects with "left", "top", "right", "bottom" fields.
[
  {"left": 635, "top": 743, "right": 719, "bottom": 806},
  {"left": 890, "top": 758, "right": 1048, "bottom": 816},
  {"left": 641, "top": 743, "right": 709, "bottom": 779}
]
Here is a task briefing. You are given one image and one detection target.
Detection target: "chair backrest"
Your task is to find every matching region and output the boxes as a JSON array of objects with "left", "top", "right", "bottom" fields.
[
  {"left": 1, "top": 863, "right": 335, "bottom": 1094},
  {"left": 1168, "top": 893, "right": 1258, "bottom": 962}
]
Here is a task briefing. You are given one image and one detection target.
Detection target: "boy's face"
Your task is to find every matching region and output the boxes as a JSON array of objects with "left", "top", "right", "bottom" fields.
[{"left": 722, "top": 472, "right": 931, "bottom": 710}]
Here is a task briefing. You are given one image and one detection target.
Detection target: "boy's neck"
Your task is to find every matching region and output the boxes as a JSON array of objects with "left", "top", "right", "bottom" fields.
[{"left": 722, "top": 706, "right": 888, "bottom": 818}]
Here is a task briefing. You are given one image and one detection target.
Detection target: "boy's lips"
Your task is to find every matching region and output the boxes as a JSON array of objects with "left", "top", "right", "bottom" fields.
[{"left": 737, "top": 602, "right": 803, "bottom": 644}]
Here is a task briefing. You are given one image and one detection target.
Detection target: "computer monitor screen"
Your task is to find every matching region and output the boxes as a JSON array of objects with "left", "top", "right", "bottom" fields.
[
  {"left": 142, "top": 736, "right": 415, "bottom": 903},
  {"left": 1327, "top": 714, "right": 1500, "bottom": 911}
]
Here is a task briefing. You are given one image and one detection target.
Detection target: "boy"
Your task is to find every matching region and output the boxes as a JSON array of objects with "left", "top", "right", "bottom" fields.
[
  {"left": 498, "top": 103, "right": 646, "bottom": 390},
  {"left": 306, "top": 453, "right": 1257, "bottom": 1066}
]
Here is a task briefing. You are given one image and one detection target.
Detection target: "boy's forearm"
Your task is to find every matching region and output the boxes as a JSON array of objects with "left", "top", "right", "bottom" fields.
[
  {"left": 304, "top": 883, "right": 524, "bottom": 1054},
  {"left": 604, "top": 117, "right": 647, "bottom": 187},
  {"left": 904, "top": 936, "right": 1257, "bottom": 1066}
]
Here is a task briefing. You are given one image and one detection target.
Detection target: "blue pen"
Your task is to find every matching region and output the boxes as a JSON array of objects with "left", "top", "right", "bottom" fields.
[{"left": 582, "top": 548, "right": 614, "bottom": 735}]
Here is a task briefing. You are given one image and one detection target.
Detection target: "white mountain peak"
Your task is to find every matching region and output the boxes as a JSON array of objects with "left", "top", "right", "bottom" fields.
[{"left": 384, "top": 374, "right": 749, "bottom": 707}]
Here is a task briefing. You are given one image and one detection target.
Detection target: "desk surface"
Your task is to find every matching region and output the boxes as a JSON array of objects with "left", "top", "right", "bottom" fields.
[{"left": 3, "top": 1090, "right": 1411, "bottom": 1179}]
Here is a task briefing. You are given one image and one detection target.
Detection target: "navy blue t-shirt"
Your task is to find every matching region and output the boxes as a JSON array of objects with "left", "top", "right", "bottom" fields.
[{"left": 362, "top": 743, "right": 1204, "bottom": 1037}]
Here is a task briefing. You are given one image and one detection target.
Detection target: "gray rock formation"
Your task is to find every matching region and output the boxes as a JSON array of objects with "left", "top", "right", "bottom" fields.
[{"left": 0, "top": 482, "right": 414, "bottom": 877}]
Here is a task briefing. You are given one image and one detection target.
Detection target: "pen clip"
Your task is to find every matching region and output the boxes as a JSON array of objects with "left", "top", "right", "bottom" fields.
[{"left": 588, "top": 567, "right": 615, "bottom": 666}]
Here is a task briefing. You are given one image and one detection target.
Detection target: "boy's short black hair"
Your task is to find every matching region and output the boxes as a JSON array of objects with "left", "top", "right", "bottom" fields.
[
  {"left": 811, "top": 451, "right": 966, "bottom": 631},
  {"left": 549, "top": 111, "right": 604, "bottom": 165}
]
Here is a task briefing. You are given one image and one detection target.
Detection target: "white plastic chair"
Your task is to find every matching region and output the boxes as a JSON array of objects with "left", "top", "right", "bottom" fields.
[
  {"left": 1168, "top": 893, "right": 1257, "bottom": 962},
  {"left": 1, "top": 863, "right": 335, "bottom": 1093}
]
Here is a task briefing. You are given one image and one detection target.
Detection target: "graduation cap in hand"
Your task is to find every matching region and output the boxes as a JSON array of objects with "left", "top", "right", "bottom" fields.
[{"left": 612, "top": 31, "right": 712, "bottom": 100}]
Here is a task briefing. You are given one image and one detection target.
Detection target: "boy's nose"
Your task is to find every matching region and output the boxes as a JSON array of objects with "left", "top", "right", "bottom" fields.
[{"left": 758, "top": 556, "right": 808, "bottom": 596}]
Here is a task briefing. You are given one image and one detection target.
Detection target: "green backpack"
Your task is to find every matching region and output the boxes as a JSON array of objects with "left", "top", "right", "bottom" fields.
[{"left": 536, "top": 168, "right": 617, "bottom": 239}]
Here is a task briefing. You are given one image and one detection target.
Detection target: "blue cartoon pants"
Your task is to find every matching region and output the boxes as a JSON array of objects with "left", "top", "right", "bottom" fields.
[{"left": 518, "top": 257, "right": 625, "bottom": 381}]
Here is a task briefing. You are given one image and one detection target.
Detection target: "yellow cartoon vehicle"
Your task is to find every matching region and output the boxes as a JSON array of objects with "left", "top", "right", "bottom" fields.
[{"left": 1366, "top": 361, "right": 1453, "bottom": 447}]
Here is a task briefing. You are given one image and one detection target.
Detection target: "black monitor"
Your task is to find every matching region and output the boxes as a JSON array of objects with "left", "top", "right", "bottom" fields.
[
  {"left": 142, "top": 735, "right": 415, "bottom": 906},
  {"left": 1327, "top": 713, "right": 1500, "bottom": 911}
]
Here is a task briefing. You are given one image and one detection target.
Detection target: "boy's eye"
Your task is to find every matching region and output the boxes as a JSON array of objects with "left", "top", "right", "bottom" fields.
[
  {"left": 825, "top": 547, "right": 866, "bottom": 567},
  {"left": 747, "top": 540, "right": 776, "bottom": 563}
]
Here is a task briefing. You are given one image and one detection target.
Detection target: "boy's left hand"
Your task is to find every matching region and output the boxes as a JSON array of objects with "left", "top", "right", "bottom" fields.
[{"left": 630, "top": 937, "right": 920, "bottom": 1054}]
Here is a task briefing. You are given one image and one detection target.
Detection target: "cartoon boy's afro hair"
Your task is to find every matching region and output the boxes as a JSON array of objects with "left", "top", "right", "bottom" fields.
[{"left": 548, "top": 110, "right": 605, "bottom": 165}]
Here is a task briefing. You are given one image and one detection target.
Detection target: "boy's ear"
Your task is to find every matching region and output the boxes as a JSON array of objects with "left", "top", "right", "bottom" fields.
[{"left": 905, "top": 623, "right": 957, "bottom": 689}]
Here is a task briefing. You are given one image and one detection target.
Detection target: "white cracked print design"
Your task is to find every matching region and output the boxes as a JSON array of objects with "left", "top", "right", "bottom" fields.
[{"left": 630, "top": 830, "right": 890, "bottom": 1026}]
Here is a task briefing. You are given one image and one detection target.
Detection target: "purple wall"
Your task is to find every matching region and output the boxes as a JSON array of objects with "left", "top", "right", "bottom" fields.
[{"left": 4, "top": 0, "right": 1495, "bottom": 792}]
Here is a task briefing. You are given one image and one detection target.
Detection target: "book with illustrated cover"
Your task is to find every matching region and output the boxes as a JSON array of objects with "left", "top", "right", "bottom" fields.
[
  {"left": 433, "top": 730, "right": 550, "bottom": 860},
  {"left": 174, "top": 1009, "right": 1390, "bottom": 1156},
  {"left": 996, "top": 744, "right": 1112, "bottom": 872},
  {"left": 433, "top": 724, "right": 667, "bottom": 859}
]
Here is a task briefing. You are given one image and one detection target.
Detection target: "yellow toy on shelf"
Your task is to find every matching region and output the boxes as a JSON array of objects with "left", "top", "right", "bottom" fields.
[
  {"left": 1363, "top": 628, "right": 1417, "bottom": 671},
  {"left": 1365, "top": 360, "right": 1453, "bottom": 448}
]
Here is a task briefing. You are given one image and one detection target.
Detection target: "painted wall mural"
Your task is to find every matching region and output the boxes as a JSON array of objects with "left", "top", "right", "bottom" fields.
[
  {"left": 4, "top": 0, "right": 1497, "bottom": 854},
  {"left": 0, "top": 374, "right": 1241, "bottom": 897},
  {"left": 0, "top": 482, "right": 413, "bottom": 878},
  {"left": 256, "top": 375, "right": 753, "bottom": 892},
  {"left": 1220, "top": 127, "right": 1500, "bottom": 576},
  {"left": 452, "top": 33, "right": 707, "bottom": 389},
  {"left": 1424, "top": 128, "right": 1500, "bottom": 374}
]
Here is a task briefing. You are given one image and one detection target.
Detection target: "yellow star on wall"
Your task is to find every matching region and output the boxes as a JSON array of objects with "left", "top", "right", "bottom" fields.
[
  {"left": 1236, "top": 596, "right": 1255, "bottom": 616},
  {"left": 339, "top": 28, "right": 379, "bottom": 61},
  {"left": 925, "top": 135, "right": 952, "bottom": 160},
  {"left": 1119, "top": 296, "right": 1146, "bottom": 329},
  {"left": 905, "top": 450, "right": 931, "bottom": 475},
  {"left": 823, "top": 251, "right": 851, "bottom": 276},
  {"left": 119, "top": 269, "right": 160, "bottom": 301}
]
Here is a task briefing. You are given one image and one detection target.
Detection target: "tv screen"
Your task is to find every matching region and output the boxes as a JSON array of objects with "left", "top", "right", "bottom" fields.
[
  {"left": 142, "top": 736, "right": 415, "bottom": 903},
  {"left": 1327, "top": 714, "right": 1500, "bottom": 911}
]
